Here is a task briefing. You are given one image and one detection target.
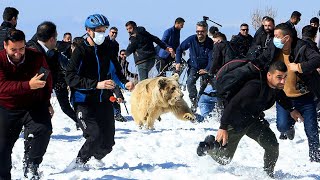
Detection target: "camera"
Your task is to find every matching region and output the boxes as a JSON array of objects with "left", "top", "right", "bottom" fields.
[
  {"left": 296, "top": 81, "right": 309, "bottom": 94},
  {"left": 203, "top": 16, "right": 209, "bottom": 21},
  {"left": 197, "top": 135, "right": 224, "bottom": 156}
]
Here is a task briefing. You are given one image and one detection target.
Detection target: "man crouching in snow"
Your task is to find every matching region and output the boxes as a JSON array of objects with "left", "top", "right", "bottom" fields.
[{"left": 197, "top": 61, "right": 303, "bottom": 178}]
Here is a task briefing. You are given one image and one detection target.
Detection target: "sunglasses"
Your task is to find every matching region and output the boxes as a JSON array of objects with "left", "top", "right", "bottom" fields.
[
  {"left": 111, "top": 31, "right": 118, "bottom": 34},
  {"left": 241, "top": 29, "right": 248, "bottom": 31},
  {"left": 120, "top": 54, "right": 125, "bottom": 56}
]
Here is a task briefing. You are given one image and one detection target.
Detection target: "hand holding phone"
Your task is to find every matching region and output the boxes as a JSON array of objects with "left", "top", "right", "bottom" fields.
[{"left": 38, "top": 67, "right": 50, "bottom": 81}]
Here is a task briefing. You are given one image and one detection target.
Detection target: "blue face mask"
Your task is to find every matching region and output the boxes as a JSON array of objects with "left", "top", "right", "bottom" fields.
[{"left": 273, "top": 37, "right": 284, "bottom": 49}]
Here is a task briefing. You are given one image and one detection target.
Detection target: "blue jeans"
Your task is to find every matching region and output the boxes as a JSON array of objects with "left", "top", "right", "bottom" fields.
[
  {"left": 137, "top": 59, "right": 155, "bottom": 81},
  {"left": 276, "top": 94, "right": 319, "bottom": 153},
  {"left": 198, "top": 85, "right": 217, "bottom": 118}
]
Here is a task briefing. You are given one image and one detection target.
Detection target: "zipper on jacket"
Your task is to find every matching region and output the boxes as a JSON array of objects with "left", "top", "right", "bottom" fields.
[{"left": 94, "top": 46, "right": 103, "bottom": 102}]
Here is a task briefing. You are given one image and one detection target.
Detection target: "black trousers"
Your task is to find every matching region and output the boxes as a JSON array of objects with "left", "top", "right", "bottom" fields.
[
  {"left": 75, "top": 102, "right": 115, "bottom": 163},
  {"left": 0, "top": 106, "right": 52, "bottom": 179},
  {"left": 208, "top": 121, "right": 279, "bottom": 172},
  {"left": 55, "top": 87, "right": 77, "bottom": 123}
]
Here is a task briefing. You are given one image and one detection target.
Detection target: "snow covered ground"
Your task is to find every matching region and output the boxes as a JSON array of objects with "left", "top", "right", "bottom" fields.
[{"left": 10, "top": 90, "right": 320, "bottom": 180}]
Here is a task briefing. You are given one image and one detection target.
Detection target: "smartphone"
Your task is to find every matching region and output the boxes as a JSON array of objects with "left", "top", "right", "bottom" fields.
[{"left": 38, "top": 66, "right": 50, "bottom": 81}]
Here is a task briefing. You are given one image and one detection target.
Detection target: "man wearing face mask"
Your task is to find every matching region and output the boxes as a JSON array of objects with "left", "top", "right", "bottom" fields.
[
  {"left": 175, "top": 21, "right": 213, "bottom": 113},
  {"left": 309, "top": 17, "right": 320, "bottom": 49},
  {"left": 253, "top": 23, "right": 320, "bottom": 162},
  {"left": 0, "top": 7, "right": 19, "bottom": 50},
  {"left": 65, "top": 14, "right": 134, "bottom": 168}
]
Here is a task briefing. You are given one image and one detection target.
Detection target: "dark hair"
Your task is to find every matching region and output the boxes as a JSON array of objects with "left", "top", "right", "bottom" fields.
[
  {"left": 72, "top": 37, "right": 84, "bottom": 47},
  {"left": 36, "top": 21, "right": 57, "bottom": 42},
  {"left": 3, "top": 7, "right": 19, "bottom": 21},
  {"left": 302, "top": 25, "right": 318, "bottom": 39},
  {"left": 310, "top": 17, "right": 319, "bottom": 25},
  {"left": 119, "top": 49, "right": 126, "bottom": 54},
  {"left": 4, "top": 29, "right": 25, "bottom": 43},
  {"left": 209, "top": 26, "right": 219, "bottom": 35},
  {"left": 268, "top": 60, "right": 287, "bottom": 73},
  {"left": 212, "top": 32, "right": 226, "bottom": 40},
  {"left": 125, "top": 21, "right": 137, "bottom": 27},
  {"left": 110, "top": 27, "right": 118, "bottom": 31},
  {"left": 263, "top": 17, "right": 275, "bottom": 25},
  {"left": 196, "top": 21, "right": 208, "bottom": 30},
  {"left": 240, "top": 23, "right": 249, "bottom": 28},
  {"left": 175, "top": 17, "right": 185, "bottom": 24},
  {"left": 63, "top": 32, "right": 72, "bottom": 37},
  {"left": 291, "top": 11, "right": 301, "bottom": 18},
  {"left": 274, "top": 23, "right": 293, "bottom": 37}
]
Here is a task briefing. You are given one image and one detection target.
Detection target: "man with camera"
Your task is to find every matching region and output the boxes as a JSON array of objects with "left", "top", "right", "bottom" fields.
[
  {"left": 0, "top": 29, "right": 53, "bottom": 180},
  {"left": 197, "top": 61, "right": 302, "bottom": 178}
]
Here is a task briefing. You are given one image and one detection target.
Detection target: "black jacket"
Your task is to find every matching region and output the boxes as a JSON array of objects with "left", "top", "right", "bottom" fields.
[
  {"left": 247, "top": 28, "right": 274, "bottom": 60},
  {"left": 302, "top": 37, "right": 319, "bottom": 53},
  {"left": 65, "top": 38, "right": 128, "bottom": 104},
  {"left": 56, "top": 41, "right": 72, "bottom": 59},
  {"left": 0, "top": 21, "right": 15, "bottom": 50},
  {"left": 220, "top": 79, "right": 292, "bottom": 131},
  {"left": 253, "top": 38, "right": 320, "bottom": 98},
  {"left": 106, "top": 35, "right": 119, "bottom": 58},
  {"left": 26, "top": 39, "right": 67, "bottom": 90},
  {"left": 210, "top": 40, "right": 235, "bottom": 74},
  {"left": 230, "top": 33, "right": 253, "bottom": 58},
  {"left": 126, "top": 26, "right": 167, "bottom": 65}
]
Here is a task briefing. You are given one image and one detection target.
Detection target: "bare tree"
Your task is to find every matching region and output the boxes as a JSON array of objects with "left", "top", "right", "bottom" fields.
[{"left": 251, "top": 7, "right": 277, "bottom": 30}]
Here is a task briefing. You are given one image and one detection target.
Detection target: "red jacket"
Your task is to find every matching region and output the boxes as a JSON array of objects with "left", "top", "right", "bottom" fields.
[{"left": 0, "top": 48, "right": 52, "bottom": 110}]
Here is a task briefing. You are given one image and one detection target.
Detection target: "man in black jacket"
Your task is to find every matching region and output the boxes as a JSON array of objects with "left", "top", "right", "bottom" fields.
[
  {"left": 65, "top": 14, "right": 134, "bottom": 167},
  {"left": 197, "top": 61, "right": 303, "bottom": 177},
  {"left": 125, "top": 21, "right": 172, "bottom": 81},
  {"left": 230, "top": 23, "right": 253, "bottom": 58},
  {"left": 247, "top": 17, "right": 275, "bottom": 60},
  {"left": 252, "top": 23, "right": 320, "bottom": 162},
  {"left": 26, "top": 21, "right": 79, "bottom": 129},
  {"left": 285, "top": 11, "right": 301, "bottom": 39},
  {"left": 0, "top": 7, "right": 19, "bottom": 50}
]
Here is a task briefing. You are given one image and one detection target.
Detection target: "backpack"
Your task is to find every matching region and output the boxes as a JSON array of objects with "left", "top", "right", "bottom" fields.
[{"left": 213, "top": 59, "right": 261, "bottom": 103}]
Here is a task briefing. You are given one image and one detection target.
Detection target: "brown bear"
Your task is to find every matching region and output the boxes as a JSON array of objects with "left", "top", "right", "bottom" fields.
[{"left": 130, "top": 74, "right": 195, "bottom": 129}]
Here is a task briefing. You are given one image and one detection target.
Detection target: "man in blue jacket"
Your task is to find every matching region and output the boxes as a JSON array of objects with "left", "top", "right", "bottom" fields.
[
  {"left": 157, "top": 17, "right": 184, "bottom": 75},
  {"left": 175, "top": 21, "right": 213, "bottom": 113}
]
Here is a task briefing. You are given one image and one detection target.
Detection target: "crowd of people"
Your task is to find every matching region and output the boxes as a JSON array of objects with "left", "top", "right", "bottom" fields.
[{"left": 0, "top": 6, "right": 319, "bottom": 179}]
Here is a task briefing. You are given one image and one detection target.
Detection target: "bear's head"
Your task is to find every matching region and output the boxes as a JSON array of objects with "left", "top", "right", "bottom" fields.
[{"left": 157, "top": 73, "right": 183, "bottom": 105}]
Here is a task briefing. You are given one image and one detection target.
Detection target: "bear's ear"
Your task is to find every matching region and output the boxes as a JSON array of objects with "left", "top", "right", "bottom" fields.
[
  {"left": 158, "top": 78, "right": 167, "bottom": 90},
  {"left": 172, "top": 73, "right": 179, "bottom": 81}
]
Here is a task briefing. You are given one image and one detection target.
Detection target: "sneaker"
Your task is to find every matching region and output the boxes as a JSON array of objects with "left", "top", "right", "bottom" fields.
[
  {"left": 24, "top": 163, "right": 40, "bottom": 180},
  {"left": 64, "top": 157, "right": 89, "bottom": 173},
  {"left": 286, "top": 127, "right": 295, "bottom": 140},
  {"left": 197, "top": 135, "right": 218, "bottom": 156},
  {"left": 114, "top": 113, "right": 128, "bottom": 122}
]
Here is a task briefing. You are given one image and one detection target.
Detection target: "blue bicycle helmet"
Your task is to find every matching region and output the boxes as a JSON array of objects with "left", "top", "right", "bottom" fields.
[{"left": 85, "top": 14, "right": 109, "bottom": 29}]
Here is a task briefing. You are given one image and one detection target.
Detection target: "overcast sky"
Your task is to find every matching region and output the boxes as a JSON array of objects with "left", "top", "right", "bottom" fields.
[{"left": 1, "top": 0, "right": 319, "bottom": 50}]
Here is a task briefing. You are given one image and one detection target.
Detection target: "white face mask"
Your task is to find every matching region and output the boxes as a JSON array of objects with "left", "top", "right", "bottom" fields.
[{"left": 93, "top": 32, "right": 105, "bottom": 45}]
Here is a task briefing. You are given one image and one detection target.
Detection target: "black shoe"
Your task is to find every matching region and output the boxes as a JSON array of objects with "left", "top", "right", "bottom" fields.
[
  {"left": 190, "top": 98, "right": 198, "bottom": 113},
  {"left": 286, "top": 127, "right": 295, "bottom": 140},
  {"left": 310, "top": 150, "right": 320, "bottom": 162},
  {"left": 197, "top": 135, "right": 217, "bottom": 156},
  {"left": 279, "top": 133, "right": 287, "bottom": 140},
  {"left": 114, "top": 113, "right": 127, "bottom": 122},
  {"left": 24, "top": 162, "right": 40, "bottom": 180}
]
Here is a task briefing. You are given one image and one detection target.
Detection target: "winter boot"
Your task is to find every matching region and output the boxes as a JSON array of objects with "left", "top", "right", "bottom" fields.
[
  {"left": 114, "top": 113, "right": 128, "bottom": 122},
  {"left": 279, "top": 132, "right": 287, "bottom": 140}
]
